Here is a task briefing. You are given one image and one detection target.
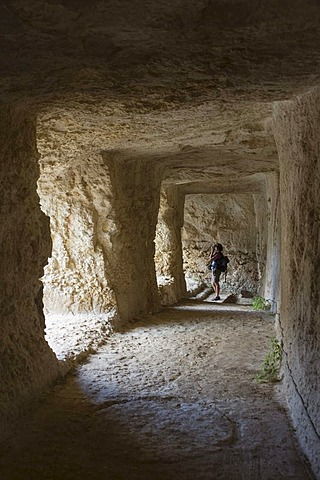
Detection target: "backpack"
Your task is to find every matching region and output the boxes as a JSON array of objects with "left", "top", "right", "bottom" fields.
[
  {"left": 208, "top": 255, "right": 230, "bottom": 272},
  {"left": 216, "top": 255, "right": 230, "bottom": 273}
]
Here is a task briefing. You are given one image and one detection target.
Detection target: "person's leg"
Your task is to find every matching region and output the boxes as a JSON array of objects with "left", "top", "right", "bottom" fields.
[
  {"left": 213, "top": 271, "right": 221, "bottom": 300},
  {"left": 211, "top": 270, "right": 215, "bottom": 293}
]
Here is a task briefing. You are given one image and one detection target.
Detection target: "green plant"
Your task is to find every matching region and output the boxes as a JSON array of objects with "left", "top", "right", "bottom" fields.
[
  {"left": 252, "top": 295, "right": 270, "bottom": 311},
  {"left": 255, "top": 337, "right": 282, "bottom": 383}
]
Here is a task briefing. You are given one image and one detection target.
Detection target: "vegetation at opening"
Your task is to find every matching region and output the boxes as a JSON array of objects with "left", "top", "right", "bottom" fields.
[
  {"left": 255, "top": 337, "right": 283, "bottom": 383},
  {"left": 252, "top": 295, "right": 270, "bottom": 311}
]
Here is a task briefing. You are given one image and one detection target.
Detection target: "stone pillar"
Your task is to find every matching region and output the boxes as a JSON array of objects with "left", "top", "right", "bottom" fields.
[
  {"left": 253, "top": 192, "right": 268, "bottom": 293},
  {"left": 102, "top": 153, "right": 163, "bottom": 321},
  {"left": 0, "top": 105, "right": 59, "bottom": 437},
  {"left": 273, "top": 88, "right": 320, "bottom": 479},
  {"left": 255, "top": 172, "right": 281, "bottom": 312},
  {"left": 155, "top": 186, "right": 186, "bottom": 305}
]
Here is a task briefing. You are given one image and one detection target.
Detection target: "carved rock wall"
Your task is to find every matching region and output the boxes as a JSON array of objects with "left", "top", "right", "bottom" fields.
[
  {"left": 38, "top": 111, "right": 163, "bottom": 322},
  {"left": 273, "top": 88, "right": 320, "bottom": 478},
  {"left": 253, "top": 172, "right": 281, "bottom": 311},
  {"left": 39, "top": 162, "right": 117, "bottom": 315},
  {"left": 0, "top": 105, "right": 59, "bottom": 437},
  {"left": 253, "top": 192, "right": 268, "bottom": 293},
  {"left": 182, "top": 193, "right": 261, "bottom": 294},
  {"left": 37, "top": 112, "right": 119, "bottom": 315},
  {"left": 0, "top": 3, "right": 319, "bottom": 474},
  {"left": 262, "top": 173, "right": 281, "bottom": 311},
  {"left": 155, "top": 186, "right": 187, "bottom": 305}
]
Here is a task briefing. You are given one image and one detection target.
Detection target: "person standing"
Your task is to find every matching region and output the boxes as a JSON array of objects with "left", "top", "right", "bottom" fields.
[{"left": 209, "top": 243, "right": 224, "bottom": 301}]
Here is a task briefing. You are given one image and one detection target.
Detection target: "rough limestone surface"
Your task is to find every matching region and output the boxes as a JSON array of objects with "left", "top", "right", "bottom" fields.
[
  {"left": 273, "top": 87, "right": 320, "bottom": 478},
  {"left": 0, "top": 1, "right": 319, "bottom": 475},
  {"left": 37, "top": 117, "right": 118, "bottom": 315},
  {"left": 38, "top": 115, "right": 164, "bottom": 322},
  {"left": 260, "top": 172, "right": 281, "bottom": 312},
  {"left": 44, "top": 312, "right": 116, "bottom": 361},
  {"left": 182, "top": 193, "right": 260, "bottom": 294},
  {"left": 100, "top": 154, "right": 163, "bottom": 321},
  {"left": 253, "top": 193, "right": 268, "bottom": 292},
  {"left": 155, "top": 186, "right": 186, "bottom": 305},
  {"left": 0, "top": 106, "right": 60, "bottom": 437},
  {"left": 0, "top": 303, "right": 314, "bottom": 480}
]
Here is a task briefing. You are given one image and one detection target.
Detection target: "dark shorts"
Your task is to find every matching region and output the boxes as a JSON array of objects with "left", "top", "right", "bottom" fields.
[{"left": 212, "top": 269, "right": 221, "bottom": 283}]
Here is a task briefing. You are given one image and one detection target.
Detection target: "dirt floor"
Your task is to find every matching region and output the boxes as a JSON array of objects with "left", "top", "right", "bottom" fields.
[{"left": 0, "top": 299, "right": 314, "bottom": 480}]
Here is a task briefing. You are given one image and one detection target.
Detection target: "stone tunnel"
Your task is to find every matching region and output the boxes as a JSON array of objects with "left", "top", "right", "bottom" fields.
[{"left": 0, "top": 0, "right": 319, "bottom": 478}]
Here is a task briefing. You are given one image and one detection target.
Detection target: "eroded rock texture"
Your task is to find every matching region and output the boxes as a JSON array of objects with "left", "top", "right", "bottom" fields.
[
  {"left": 37, "top": 111, "right": 120, "bottom": 315},
  {"left": 182, "top": 193, "right": 260, "bottom": 294},
  {"left": 0, "top": 1, "right": 319, "bottom": 475},
  {"left": 274, "top": 88, "right": 320, "bottom": 478},
  {"left": 39, "top": 143, "right": 163, "bottom": 321},
  {"left": 254, "top": 172, "right": 281, "bottom": 311},
  {"left": 0, "top": 106, "right": 59, "bottom": 436},
  {"left": 101, "top": 153, "right": 163, "bottom": 321},
  {"left": 155, "top": 186, "right": 186, "bottom": 305}
]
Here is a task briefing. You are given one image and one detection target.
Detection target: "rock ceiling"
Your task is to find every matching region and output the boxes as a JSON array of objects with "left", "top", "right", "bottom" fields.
[{"left": 2, "top": 0, "right": 320, "bottom": 189}]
